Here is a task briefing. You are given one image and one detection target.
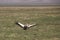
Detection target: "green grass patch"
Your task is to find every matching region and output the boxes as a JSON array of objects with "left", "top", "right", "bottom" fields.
[{"left": 0, "top": 7, "right": 60, "bottom": 40}]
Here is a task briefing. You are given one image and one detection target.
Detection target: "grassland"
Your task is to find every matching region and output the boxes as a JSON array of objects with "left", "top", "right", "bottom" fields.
[{"left": 0, "top": 7, "right": 60, "bottom": 40}]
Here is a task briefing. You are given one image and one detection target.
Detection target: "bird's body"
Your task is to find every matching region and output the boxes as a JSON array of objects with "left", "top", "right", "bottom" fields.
[
  {"left": 16, "top": 22, "right": 36, "bottom": 30},
  {"left": 23, "top": 26, "right": 28, "bottom": 30}
]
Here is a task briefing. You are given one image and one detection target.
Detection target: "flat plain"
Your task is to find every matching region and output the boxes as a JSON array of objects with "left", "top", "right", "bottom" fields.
[{"left": 0, "top": 6, "right": 60, "bottom": 40}]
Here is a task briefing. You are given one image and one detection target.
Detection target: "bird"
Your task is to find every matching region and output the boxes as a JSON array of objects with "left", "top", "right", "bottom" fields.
[{"left": 16, "top": 22, "right": 36, "bottom": 30}]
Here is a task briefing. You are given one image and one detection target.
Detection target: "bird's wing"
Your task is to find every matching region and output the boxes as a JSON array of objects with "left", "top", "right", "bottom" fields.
[
  {"left": 28, "top": 24, "right": 36, "bottom": 27},
  {"left": 17, "top": 22, "right": 24, "bottom": 27}
]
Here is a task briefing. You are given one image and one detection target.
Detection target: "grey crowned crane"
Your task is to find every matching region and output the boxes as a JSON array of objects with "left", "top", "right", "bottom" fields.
[{"left": 16, "top": 22, "right": 36, "bottom": 30}]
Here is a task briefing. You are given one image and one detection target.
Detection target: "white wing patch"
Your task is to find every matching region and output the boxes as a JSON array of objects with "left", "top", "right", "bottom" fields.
[
  {"left": 17, "top": 22, "right": 24, "bottom": 27},
  {"left": 28, "top": 24, "right": 36, "bottom": 27}
]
